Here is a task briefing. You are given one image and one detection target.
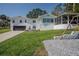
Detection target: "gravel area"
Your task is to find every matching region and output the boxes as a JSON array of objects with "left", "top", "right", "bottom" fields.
[
  {"left": 0, "top": 31, "right": 24, "bottom": 42},
  {"left": 43, "top": 40, "right": 79, "bottom": 56}
]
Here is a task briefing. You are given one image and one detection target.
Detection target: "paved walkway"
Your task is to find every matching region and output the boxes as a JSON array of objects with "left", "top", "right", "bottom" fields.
[
  {"left": 0, "top": 31, "right": 24, "bottom": 42},
  {"left": 43, "top": 40, "right": 79, "bottom": 56}
]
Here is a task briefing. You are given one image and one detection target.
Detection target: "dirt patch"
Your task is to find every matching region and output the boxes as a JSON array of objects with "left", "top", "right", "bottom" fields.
[{"left": 33, "top": 46, "right": 48, "bottom": 56}]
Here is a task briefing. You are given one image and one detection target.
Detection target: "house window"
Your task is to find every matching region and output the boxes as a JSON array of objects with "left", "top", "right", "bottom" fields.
[
  {"left": 51, "top": 19, "right": 53, "bottom": 22},
  {"left": 43, "top": 18, "right": 46, "bottom": 23},
  {"left": 12, "top": 20, "right": 15, "bottom": 23},
  {"left": 43, "top": 18, "right": 53, "bottom": 23},
  {"left": 33, "top": 20, "right": 36, "bottom": 23},
  {"left": 33, "top": 26, "right": 36, "bottom": 30},
  {"left": 25, "top": 20, "right": 27, "bottom": 23},
  {"left": 20, "top": 20, "right": 22, "bottom": 23}
]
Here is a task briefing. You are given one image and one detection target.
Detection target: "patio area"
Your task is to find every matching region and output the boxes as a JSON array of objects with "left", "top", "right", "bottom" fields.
[
  {"left": 43, "top": 31, "right": 79, "bottom": 56},
  {"left": 43, "top": 39, "right": 79, "bottom": 56}
]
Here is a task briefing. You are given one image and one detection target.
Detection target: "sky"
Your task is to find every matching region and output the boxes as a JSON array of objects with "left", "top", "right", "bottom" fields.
[{"left": 0, "top": 3, "right": 58, "bottom": 16}]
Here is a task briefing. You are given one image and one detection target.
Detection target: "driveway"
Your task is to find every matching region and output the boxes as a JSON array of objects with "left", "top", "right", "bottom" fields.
[{"left": 0, "top": 31, "right": 24, "bottom": 42}]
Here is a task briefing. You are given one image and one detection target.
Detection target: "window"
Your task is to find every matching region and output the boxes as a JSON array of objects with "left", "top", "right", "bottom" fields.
[
  {"left": 43, "top": 18, "right": 46, "bottom": 23},
  {"left": 20, "top": 20, "right": 22, "bottom": 23},
  {"left": 47, "top": 19, "right": 50, "bottom": 22},
  {"left": 25, "top": 20, "right": 27, "bottom": 23},
  {"left": 57, "top": 17, "right": 61, "bottom": 24},
  {"left": 12, "top": 20, "right": 15, "bottom": 23},
  {"left": 33, "top": 26, "right": 36, "bottom": 30},
  {"left": 33, "top": 20, "right": 36, "bottom": 23},
  {"left": 51, "top": 19, "right": 53, "bottom": 22},
  {"left": 43, "top": 18, "right": 53, "bottom": 23}
]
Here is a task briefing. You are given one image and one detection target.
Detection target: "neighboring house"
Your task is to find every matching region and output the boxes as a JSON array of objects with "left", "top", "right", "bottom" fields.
[{"left": 10, "top": 13, "right": 79, "bottom": 31}]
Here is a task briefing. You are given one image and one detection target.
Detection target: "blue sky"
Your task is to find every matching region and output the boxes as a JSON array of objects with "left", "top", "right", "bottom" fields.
[{"left": 0, "top": 3, "right": 58, "bottom": 16}]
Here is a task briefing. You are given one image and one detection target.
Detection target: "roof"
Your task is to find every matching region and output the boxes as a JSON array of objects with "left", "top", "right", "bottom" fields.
[
  {"left": 39, "top": 14, "right": 57, "bottom": 18},
  {"left": 10, "top": 16, "right": 29, "bottom": 20},
  {"left": 58, "top": 12, "right": 79, "bottom": 17}
]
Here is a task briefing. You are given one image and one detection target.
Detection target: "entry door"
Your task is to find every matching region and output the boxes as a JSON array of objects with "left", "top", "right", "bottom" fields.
[{"left": 32, "top": 26, "right": 36, "bottom": 30}]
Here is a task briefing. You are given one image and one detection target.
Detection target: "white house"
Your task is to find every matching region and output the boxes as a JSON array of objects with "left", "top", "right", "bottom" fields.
[
  {"left": 10, "top": 13, "right": 79, "bottom": 31},
  {"left": 10, "top": 14, "right": 56, "bottom": 31}
]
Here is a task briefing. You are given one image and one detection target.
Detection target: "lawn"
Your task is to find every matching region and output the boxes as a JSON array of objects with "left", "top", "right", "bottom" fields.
[
  {"left": 0, "top": 30, "right": 71, "bottom": 56},
  {"left": 0, "top": 28, "right": 10, "bottom": 34}
]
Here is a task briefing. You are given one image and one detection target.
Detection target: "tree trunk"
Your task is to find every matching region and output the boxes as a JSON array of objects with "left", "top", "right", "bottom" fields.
[{"left": 73, "top": 3, "right": 76, "bottom": 12}]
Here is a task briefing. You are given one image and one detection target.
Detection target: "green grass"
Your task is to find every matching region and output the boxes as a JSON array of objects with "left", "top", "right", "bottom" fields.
[
  {"left": 0, "top": 30, "right": 71, "bottom": 56},
  {"left": 0, "top": 28, "right": 10, "bottom": 34}
]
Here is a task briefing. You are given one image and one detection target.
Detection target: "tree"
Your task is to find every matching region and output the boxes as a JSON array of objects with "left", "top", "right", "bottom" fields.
[
  {"left": 0, "top": 14, "right": 10, "bottom": 28},
  {"left": 52, "top": 3, "right": 63, "bottom": 16},
  {"left": 63, "top": 3, "right": 79, "bottom": 13},
  {"left": 63, "top": 3, "right": 75, "bottom": 13},
  {"left": 52, "top": 3, "right": 79, "bottom": 15},
  {"left": 75, "top": 3, "right": 79, "bottom": 13},
  {"left": 27, "top": 8, "right": 47, "bottom": 18}
]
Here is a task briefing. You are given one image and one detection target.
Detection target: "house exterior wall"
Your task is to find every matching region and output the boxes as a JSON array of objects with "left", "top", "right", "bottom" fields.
[
  {"left": 53, "top": 24, "right": 73, "bottom": 30},
  {"left": 10, "top": 16, "right": 29, "bottom": 30},
  {"left": 10, "top": 14, "right": 74, "bottom": 31},
  {"left": 10, "top": 14, "right": 77, "bottom": 30},
  {"left": 38, "top": 14, "right": 56, "bottom": 30},
  {"left": 38, "top": 19, "right": 54, "bottom": 30},
  {"left": 10, "top": 14, "right": 56, "bottom": 31}
]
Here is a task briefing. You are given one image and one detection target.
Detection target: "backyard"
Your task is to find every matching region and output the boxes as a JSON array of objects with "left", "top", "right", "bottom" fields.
[{"left": 0, "top": 30, "right": 72, "bottom": 56}]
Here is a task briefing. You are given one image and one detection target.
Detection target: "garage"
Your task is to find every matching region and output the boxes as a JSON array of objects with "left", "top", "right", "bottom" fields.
[{"left": 13, "top": 26, "right": 26, "bottom": 30}]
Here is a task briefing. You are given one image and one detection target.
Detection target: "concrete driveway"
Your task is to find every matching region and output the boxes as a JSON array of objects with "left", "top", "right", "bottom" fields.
[{"left": 0, "top": 31, "right": 24, "bottom": 42}]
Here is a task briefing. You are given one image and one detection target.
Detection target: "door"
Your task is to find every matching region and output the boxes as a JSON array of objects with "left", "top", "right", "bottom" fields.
[
  {"left": 13, "top": 26, "right": 26, "bottom": 30},
  {"left": 32, "top": 26, "right": 36, "bottom": 30}
]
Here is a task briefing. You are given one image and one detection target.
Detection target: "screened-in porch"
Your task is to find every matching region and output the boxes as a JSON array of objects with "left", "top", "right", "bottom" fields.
[
  {"left": 53, "top": 13, "right": 79, "bottom": 29},
  {"left": 55, "top": 13, "right": 79, "bottom": 25}
]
